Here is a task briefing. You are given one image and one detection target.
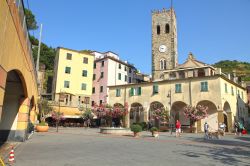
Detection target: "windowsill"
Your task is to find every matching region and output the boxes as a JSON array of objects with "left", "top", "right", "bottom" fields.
[
  {"left": 200, "top": 90, "right": 209, "bottom": 92},
  {"left": 175, "top": 92, "right": 182, "bottom": 93}
]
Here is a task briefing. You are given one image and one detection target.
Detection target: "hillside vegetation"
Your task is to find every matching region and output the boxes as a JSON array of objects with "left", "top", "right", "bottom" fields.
[{"left": 213, "top": 60, "right": 250, "bottom": 81}]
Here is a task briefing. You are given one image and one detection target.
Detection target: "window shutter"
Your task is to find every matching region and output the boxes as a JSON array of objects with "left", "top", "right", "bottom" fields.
[
  {"left": 138, "top": 87, "right": 141, "bottom": 96},
  {"left": 130, "top": 88, "right": 134, "bottom": 96}
]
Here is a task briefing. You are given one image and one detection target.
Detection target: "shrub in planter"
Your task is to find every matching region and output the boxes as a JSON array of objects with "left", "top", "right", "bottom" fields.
[
  {"left": 139, "top": 122, "right": 148, "bottom": 131},
  {"left": 36, "top": 121, "right": 49, "bottom": 132},
  {"left": 150, "top": 127, "right": 158, "bottom": 132},
  {"left": 131, "top": 124, "right": 142, "bottom": 137},
  {"left": 150, "top": 127, "right": 159, "bottom": 137}
]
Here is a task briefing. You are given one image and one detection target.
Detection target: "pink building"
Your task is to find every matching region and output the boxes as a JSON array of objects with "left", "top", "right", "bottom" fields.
[{"left": 91, "top": 51, "right": 148, "bottom": 106}]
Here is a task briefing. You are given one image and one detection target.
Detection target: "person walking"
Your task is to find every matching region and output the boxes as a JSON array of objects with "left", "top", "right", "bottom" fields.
[
  {"left": 175, "top": 120, "right": 181, "bottom": 137},
  {"left": 204, "top": 122, "right": 209, "bottom": 139},
  {"left": 238, "top": 121, "right": 243, "bottom": 136},
  {"left": 234, "top": 121, "right": 239, "bottom": 135}
]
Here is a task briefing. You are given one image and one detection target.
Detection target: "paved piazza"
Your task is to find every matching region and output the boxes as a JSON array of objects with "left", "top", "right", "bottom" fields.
[{"left": 13, "top": 128, "right": 250, "bottom": 166}]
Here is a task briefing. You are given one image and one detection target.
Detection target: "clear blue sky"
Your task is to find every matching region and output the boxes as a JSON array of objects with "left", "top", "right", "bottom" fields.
[{"left": 26, "top": 0, "right": 250, "bottom": 74}]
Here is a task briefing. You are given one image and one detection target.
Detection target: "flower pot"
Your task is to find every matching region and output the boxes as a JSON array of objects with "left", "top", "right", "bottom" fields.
[
  {"left": 134, "top": 132, "right": 140, "bottom": 137},
  {"left": 190, "top": 127, "right": 196, "bottom": 133},
  {"left": 152, "top": 131, "right": 159, "bottom": 137},
  {"left": 36, "top": 125, "right": 49, "bottom": 132}
]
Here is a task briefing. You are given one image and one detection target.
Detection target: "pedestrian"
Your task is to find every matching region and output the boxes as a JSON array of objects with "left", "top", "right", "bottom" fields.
[
  {"left": 175, "top": 120, "right": 181, "bottom": 137},
  {"left": 148, "top": 121, "right": 153, "bottom": 131},
  {"left": 219, "top": 122, "right": 226, "bottom": 136},
  {"left": 204, "top": 122, "right": 209, "bottom": 139},
  {"left": 120, "top": 119, "right": 123, "bottom": 127},
  {"left": 234, "top": 121, "right": 239, "bottom": 135},
  {"left": 238, "top": 121, "right": 243, "bottom": 136},
  {"left": 87, "top": 119, "right": 91, "bottom": 128}
]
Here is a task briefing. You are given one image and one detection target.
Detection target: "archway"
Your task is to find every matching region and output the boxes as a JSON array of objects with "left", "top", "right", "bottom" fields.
[
  {"left": 223, "top": 101, "right": 231, "bottom": 132},
  {"left": 114, "top": 103, "right": 123, "bottom": 108},
  {"left": 0, "top": 70, "right": 28, "bottom": 142},
  {"left": 198, "top": 100, "right": 217, "bottom": 132},
  {"left": 198, "top": 69, "right": 205, "bottom": 77},
  {"left": 130, "top": 103, "right": 144, "bottom": 126},
  {"left": 113, "top": 103, "right": 124, "bottom": 127},
  {"left": 149, "top": 101, "right": 165, "bottom": 128},
  {"left": 171, "top": 101, "right": 188, "bottom": 126}
]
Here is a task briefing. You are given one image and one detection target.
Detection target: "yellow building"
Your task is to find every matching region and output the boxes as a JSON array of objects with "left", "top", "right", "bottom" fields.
[
  {"left": 52, "top": 47, "right": 94, "bottom": 118},
  {"left": 108, "top": 54, "right": 248, "bottom": 132},
  {"left": 0, "top": 0, "right": 38, "bottom": 142}
]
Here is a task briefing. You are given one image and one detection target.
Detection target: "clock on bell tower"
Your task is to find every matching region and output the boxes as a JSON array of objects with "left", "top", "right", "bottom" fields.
[{"left": 151, "top": 8, "right": 178, "bottom": 81}]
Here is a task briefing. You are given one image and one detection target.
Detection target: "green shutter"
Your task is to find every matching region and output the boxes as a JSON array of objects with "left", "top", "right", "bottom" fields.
[
  {"left": 153, "top": 85, "right": 158, "bottom": 94},
  {"left": 156, "top": 85, "right": 158, "bottom": 93},
  {"left": 138, "top": 87, "right": 141, "bottom": 96},
  {"left": 130, "top": 88, "right": 134, "bottom": 96}
]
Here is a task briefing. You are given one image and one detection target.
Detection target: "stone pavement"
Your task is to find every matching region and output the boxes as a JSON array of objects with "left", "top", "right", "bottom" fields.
[{"left": 2, "top": 128, "right": 250, "bottom": 166}]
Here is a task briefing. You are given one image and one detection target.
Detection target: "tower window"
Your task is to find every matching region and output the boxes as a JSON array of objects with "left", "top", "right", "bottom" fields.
[
  {"left": 165, "top": 24, "right": 170, "bottom": 33},
  {"left": 160, "top": 59, "right": 166, "bottom": 70},
  {"left": 157, "top": 25, "right": 160, "bottom": 35}
]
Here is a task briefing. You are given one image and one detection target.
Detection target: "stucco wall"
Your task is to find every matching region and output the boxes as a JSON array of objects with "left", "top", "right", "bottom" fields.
[
  {"left": 0, "top": 0, "right": 38, "bottom": 141},
  {"left": 54, "top": 48, "right": 94, "bottom": 96},
  {"left": 0, "top": 0, "right": 38, "bottom": 117},
  {"left": 108, "top": 75, "right": 248, "bottom": 130}
]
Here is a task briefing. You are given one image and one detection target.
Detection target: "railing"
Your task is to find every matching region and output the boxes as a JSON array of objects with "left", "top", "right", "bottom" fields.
[{"left": 6, "top": 0, "right": 37, "bottom": 84}]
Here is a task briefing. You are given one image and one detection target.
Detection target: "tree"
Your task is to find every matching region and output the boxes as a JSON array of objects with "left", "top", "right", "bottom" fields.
[
  {"left": 51, "top": 111, "right": 64, "bottom": 132},
  {"left": 183, "top": 105, "right": 208, "bottom": 128},
  {"left": 82, "top": 108, "right": 94, "bottom": 120},
  {"left": 92, "top": 103, "right": 128, "bottom": 127},
  {"left": 24, "top": 8, "right": 38, "bottom": 30},
  {"left": 38, "top": 99, "right": 53, "bottom": 122},
  {"left": 30, "top": 36, "right": 56, "bottom": 70},
  {"left": 150, "top": 107, "right": 169, "bottom": 122}
]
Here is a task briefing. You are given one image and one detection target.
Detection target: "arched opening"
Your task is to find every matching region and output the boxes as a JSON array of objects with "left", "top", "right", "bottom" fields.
[
  {"left": 171, "top": 101, "right": 188, "bottom": 127},
  {"left": 149, "top": 101, "right": 165, "bottom": 129},
  {"left": 130, "top": 103, "right": 144, "bottom": 126},
  {"left": 223, "top": 113, "right": 228, "bottom": 132},
  {"left": 178, "top": 71, "right": 185, "bottom": 79},
  {"left": 113, "top": 103, "right": 124, "bottom": 127},
  {"left": 160, "top": 59, "right": 166, "bottom": 70},
  {"left": 114, "top": 103, "right": 123, "bottom": 108},
  {"left": 157, "top": 25, "right": 160, "bottom": 35},
  {"left": 165, "top": 24, "right": 170, "bottom": 33},
  {"left": 223, "top": 101, "right": 231, "bottom": 132},
  {"left": 198, "top": 100, "right": 217, "bottom": 132},
  {"left": 198, "top": 69, "right": 205, "bottom": 77},
  {"left": 169, "top": 72, "right": 177, "bottom": 80},
  {"left": 0, "top": 70, "right": 28, "bottom": 142}
]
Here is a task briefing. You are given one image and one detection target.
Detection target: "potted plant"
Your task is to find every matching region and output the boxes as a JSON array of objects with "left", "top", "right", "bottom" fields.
[
  {"left": 36, "top": 99, "right": 53, "bottom": 132},
  {"left": 131, "top": 124, "right": 142, "bottom": 137},
  {"left": 36, "top": 121, "right": 49, "bottom": 132},
  {"left": 150, "top": 127, "right": 159, "bottom": 137}
]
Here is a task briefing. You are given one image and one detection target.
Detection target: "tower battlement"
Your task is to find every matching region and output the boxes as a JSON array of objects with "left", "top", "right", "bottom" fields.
[{"left": 151, "top": 8, "right": 175, "bottom": 15}]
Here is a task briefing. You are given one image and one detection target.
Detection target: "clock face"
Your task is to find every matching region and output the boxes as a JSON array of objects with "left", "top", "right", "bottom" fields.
[{"left": 159, "top": 45, "right": 167, "bottom": 53}]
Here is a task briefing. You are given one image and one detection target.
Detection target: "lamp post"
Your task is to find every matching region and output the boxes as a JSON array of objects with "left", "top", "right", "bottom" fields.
[{"left": 167, "top": 89, "right": 173, "bottom": 134}]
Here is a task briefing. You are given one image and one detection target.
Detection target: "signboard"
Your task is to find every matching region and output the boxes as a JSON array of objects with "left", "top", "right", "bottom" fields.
[
  {"left": 83, "top": 97, "right": 90, "bottom": 104},
  {"left": 59, "top": 94, "right": 66, "bottom": 102}
]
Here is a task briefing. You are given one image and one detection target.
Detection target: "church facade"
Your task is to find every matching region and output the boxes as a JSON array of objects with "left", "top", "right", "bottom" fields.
[{"left": 107, "top": 8, "right": 248, "bottom": 132}]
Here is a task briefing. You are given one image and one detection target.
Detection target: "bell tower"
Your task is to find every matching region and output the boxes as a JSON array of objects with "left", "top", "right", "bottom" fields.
[{"left": 152, "top": 8, "right": 178, "bottom": 81}]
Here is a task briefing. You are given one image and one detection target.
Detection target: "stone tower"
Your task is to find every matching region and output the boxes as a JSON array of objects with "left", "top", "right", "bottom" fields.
[{"left": 152, "top": 8, "right": 178, "bottom": 81}]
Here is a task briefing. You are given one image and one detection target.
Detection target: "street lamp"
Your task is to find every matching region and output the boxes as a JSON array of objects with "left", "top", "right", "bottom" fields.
[{"left": 167, "top": 89, "right": 173, "bottom": 134}]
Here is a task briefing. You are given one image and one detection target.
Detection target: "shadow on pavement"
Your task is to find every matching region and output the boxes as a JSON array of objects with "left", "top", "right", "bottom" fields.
[
  {"left": 192, "top": 137, "right": 250, "bottom": 148},
  {"left": 175, "top": 137, "right": 250, "bottom": 166},
  {"left": 235, "top": 136, "right": 250, "bottom": 142}
]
